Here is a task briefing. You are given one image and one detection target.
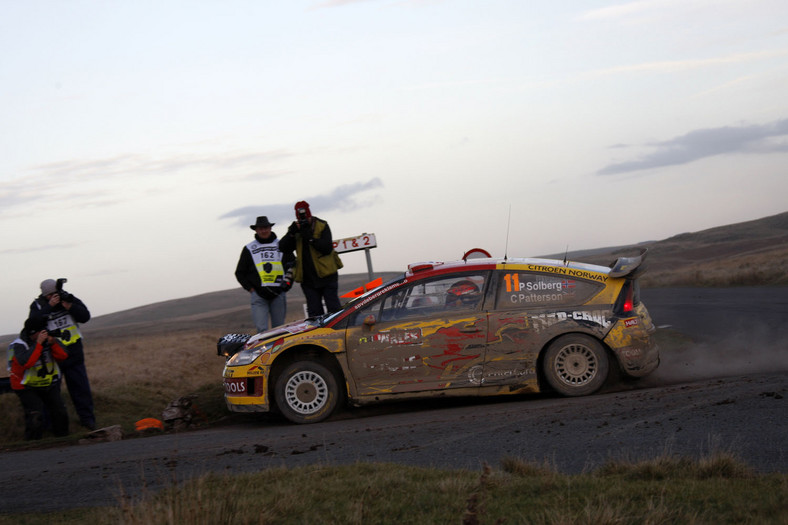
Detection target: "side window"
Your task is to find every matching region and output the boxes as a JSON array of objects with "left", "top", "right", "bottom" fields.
[
  {"left": 495, "top": 271, "right": 602, "bottom": 309},
  {"left": 378, "top": 273, "right": 488, "bottom": 322},
  {"left": 348, "top": 300, "right": 380, "bottom": 327}
]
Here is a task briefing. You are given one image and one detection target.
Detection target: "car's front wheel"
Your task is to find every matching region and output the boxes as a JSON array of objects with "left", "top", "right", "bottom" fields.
[
  {"left": 274, "top": 360, "right": 339, "bottom": 424},
  {"left": 543, "top": 334, "right": 609, "bottom": 396}
]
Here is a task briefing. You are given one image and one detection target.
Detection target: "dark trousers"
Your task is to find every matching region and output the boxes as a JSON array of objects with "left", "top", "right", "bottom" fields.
[
  {"left": 301, "top": 281, "right": 342, "bottom": 317},
  {"left": 61, "top": 362, "right": 95, "bottom": 428},
  {"left": 16, "top": 386, "right": 69, "bottom": 440}
]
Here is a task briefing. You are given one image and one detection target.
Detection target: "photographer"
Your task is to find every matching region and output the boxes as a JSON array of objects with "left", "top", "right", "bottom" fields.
[
  {"left": 8, "top": 317, "right": 70, "bottom": 440},
  {"left": 28, "top": 279, "right": 95, "bottom": 430},
  {"left": 279, "top": 201, "right": 343, "bottom": 317}
]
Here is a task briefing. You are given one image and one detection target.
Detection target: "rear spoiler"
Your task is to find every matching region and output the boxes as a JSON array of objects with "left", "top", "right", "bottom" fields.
[{"left": 608, "top": 248, "right": 648, "bottom": 278}]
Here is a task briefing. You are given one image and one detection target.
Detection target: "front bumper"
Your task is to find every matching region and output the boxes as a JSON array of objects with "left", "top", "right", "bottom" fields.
[{"left": 223, "top": 365, "right": 270, "bottom": 412}]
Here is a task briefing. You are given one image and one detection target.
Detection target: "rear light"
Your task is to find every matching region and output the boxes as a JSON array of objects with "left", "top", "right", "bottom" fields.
[
  {"left": 615, "top": 280, "right": 638, "bottom": 315},
  {"left": 623, "top": 289, "right": 634, "bottom": 313}
]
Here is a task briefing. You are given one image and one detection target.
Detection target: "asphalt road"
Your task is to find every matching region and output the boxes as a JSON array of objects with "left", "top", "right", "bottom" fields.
[
  {"left": 0, "top": 286, "right": 786, "bottom": 514},
  {"left": 642, "top": 286, "right": 788, "bottom": 344}
]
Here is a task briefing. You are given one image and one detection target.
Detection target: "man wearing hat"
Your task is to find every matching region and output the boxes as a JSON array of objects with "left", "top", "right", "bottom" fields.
[
  {"left": 29, "top": 278, "right": 95, "bottom": 430},
  {"left": 9, "top": 316, "right": 70, "bottom": 439},
  {"left": 235, "top": 216, "right": 294, "bottom": 332}
]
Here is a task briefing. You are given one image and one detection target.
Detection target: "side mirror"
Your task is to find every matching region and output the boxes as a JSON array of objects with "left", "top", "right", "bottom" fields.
[{"left": 363, "top": 314, "right": 376, "bottom": 327}]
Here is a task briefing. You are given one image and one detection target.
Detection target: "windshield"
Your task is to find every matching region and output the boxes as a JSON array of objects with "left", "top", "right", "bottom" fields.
[{"left": 320, "top": 274, "right": 405, "bottom": 325}]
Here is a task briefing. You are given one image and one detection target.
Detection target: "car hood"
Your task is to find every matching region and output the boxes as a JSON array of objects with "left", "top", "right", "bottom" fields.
[{"left": 246, "top": 319, "right": 318, "bottom": 345}]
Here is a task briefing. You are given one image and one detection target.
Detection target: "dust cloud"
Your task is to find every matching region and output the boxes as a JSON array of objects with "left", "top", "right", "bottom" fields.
[{"left": 644, "top": 322, "right": 788, "bottom": 386}]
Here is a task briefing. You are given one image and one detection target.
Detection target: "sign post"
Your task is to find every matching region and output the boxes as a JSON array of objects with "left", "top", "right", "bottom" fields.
[{"left": 333, "top": 233, "right": 377, "bottom": 281}]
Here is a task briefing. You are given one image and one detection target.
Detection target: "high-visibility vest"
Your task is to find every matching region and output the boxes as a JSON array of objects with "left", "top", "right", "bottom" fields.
[
  {"left": 9, "top": 338, "right": 61, "bottom": 388},
  {"left": 245, "top": 238, "right": 285, "bottom": 287},
  {"left": 46, "top": 310, "right": 83, "bottom": 346}
]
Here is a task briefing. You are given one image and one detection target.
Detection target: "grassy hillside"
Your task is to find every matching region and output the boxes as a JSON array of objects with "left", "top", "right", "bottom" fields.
[
  {"left": 2, "top": 211, "right": 786, "bottom": 341},
  {"left": 555, "top": 210, "right": 788, "bottom": 287},
  {"left": 81, "top": 271, "right": 403, "bottom": 338}
]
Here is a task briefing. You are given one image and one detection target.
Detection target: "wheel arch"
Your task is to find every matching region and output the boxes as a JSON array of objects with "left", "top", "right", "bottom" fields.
[
  {"left": 267, "top": 345, "right": 347, "bottom": 411},
  {"left": 535, "top": 331, "right": 619, "bottom": 393}
]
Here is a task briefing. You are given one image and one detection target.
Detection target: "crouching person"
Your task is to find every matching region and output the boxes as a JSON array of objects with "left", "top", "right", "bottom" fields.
[{"left": 8, "top": 317, "right": 69, "bottom": 440}]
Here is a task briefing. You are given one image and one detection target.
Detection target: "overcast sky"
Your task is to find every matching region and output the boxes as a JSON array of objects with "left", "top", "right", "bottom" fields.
[{"left": 1, "top": 0, "right": 787, "bottom": 334}]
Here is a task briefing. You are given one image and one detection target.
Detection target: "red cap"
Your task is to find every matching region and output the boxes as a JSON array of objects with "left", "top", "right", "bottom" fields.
[{"left": 294, "top": 201, "right": 312, "bottom": 220}]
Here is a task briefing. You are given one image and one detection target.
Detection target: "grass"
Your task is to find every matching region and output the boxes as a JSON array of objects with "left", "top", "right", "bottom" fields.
[
  {"left": 0, "top": 330, "right": 226, "bottom": 444},
  {"left": 0, "top": 454, "right": 785, "bottom": 524},
  {"left": 640, "top": 245, "right": 788, "bottom": 287}
]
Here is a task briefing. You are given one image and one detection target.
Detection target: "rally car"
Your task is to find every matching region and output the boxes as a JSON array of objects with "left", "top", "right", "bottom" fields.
[{"left": 218, "top": 251, "right": 658, "bottom": 424}]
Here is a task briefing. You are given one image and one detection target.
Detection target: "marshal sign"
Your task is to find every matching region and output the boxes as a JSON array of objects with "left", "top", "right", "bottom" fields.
[{"left": 333, "top": 233, "right": 377, "bottom": 254}]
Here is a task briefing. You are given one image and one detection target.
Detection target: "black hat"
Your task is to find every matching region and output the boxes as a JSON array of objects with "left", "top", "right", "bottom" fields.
[
  {"left": 24, "top": 317, "right": 47, "bottom": 335},
  {"left": 250, "top": 216, "right": 275, "bottom": 230}
]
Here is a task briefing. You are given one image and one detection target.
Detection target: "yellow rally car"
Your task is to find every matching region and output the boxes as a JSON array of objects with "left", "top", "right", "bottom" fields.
[{"left": 219, "top": 251, "right": 658, "bottom": 424}]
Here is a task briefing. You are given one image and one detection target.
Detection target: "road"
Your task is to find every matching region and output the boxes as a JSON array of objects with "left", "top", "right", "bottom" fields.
[{"left": 0, "top": 287, "right": 786, "bottom": 514}]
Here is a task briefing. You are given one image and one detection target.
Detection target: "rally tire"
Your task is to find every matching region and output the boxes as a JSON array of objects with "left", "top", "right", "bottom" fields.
[
  {"left": 543, "top": 334, "right": 609, "bottom": 397},
  {"left": 274, "top": 360, "right": 339, "bottom": 424}
]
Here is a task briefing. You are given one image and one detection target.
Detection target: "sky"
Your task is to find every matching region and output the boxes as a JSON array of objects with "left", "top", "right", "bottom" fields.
[{"left": 1, "top": 0, "right": 787, "bottom": 335}]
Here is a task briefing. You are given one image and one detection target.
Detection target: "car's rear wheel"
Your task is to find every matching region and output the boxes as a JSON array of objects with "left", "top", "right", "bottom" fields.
[
  {"left": 274, "top": 360, "right": 339, "bottom": 424},
  {"left": 543, "top": 334, "right": 609, "bottom": 396}
]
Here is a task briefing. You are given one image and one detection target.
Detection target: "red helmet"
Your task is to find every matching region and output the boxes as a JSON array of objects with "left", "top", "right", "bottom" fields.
[{"left": 446, "top": 280, "right": 481, "bottom": 308}]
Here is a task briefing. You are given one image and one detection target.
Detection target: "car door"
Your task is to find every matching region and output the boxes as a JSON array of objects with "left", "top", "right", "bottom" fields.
[
  {"left": 483, "top": 268, "right": 605, "bottom": 389},
  {"left": 345, "top": 272, "right": 490, "bottom": 396}
]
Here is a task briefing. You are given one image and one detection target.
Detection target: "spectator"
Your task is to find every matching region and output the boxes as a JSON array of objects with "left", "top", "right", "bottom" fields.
[
  {"left": 235, "top": 216, "right": 294, "bottom": 332},
  {"left": 8, "top": 317, "right": 70, "bottom": 440},
  {"left": 29, "top": 279, "right": 95, "bottom": 430},
  {"left": 280, "top": 201, "right": 343, "bottom": 317}
]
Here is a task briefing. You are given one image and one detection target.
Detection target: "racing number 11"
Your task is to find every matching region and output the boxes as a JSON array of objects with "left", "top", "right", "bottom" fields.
[{"left": 503, "top": 273, "right": 520, "bottom": 292}]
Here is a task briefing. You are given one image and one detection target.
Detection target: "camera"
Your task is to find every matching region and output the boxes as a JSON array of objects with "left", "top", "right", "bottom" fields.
[
  {"left": 47, "top": 329, "right": 72, "bottom": 342},
  {"left": 296, "top": 208, "right": 309, "bottom": 226},
  {"left": 55, "top": 278, "right": 74, "bottom": 302}
]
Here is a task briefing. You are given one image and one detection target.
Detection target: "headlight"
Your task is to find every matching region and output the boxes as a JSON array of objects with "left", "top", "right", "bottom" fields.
[
  {"left": 217, "top": 333, "right": 251, "bottom": 357},
  {"left": 227, "top": 339, "right": 278, "bottom": 366}
]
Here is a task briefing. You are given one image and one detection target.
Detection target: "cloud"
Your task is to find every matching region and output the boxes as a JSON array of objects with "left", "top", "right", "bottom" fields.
[
  {"left": 0, "top": 149, "right": 292, "bottom": 213},
  {"left": 309, "top": 0, "right": 436, "bottom": 9},
  {"left": 597, "top": 118, "right": 788, "bottom": 175},
  {"left": 584, "top": 49, "right": 788, "bottom": 78},
  {"left": 26, "top": 150, "right": 292, "bottom": 182},
  {"left": 580, "top": 0, "right": 688, "bottom": 21},
  {"left": 220, "top": 177, "right": 384, "bottom": 226},
  {"left": 310, "top": 0, "right": 376, "bottom": 9},
  {"left": 0, "top": 243, "right": 77, "bottom": 256}
]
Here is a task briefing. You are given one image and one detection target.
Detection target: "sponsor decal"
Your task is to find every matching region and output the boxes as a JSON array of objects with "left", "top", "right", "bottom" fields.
[
  {"left": 624, "top": 318, "right": 639, "bottom": 327},
  {"left": 365, "top": 355, "right": 421, "bottom": 373},
  {"left": 526, "top": 264, "right": 608, "bottom": 283},
  {"left": 359, "top": 328, "right": 423, "bottom": 345},
  {"left": 224, "top": 378, "right": 246, "bottom": 394},
  {"left": 467, "top": 365, "right": 484, "bottom": 385},
  {"left": 619, "top": 348, "right": 643, "bottom": 358},
  {"left": 247, "top": 365, "right": 265, "bottom": 377},
  {"left": 531, "top": 310, "right": 611, "bottom": 332},
  {"left": 352, "top": 283, "right": 401, "bottom": 310},
  {"left": 285, "top": 323, "right": 312, "bottom": 334},
  {"left": 468, "top": 364, "right": 536, "bottom": 385}
]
